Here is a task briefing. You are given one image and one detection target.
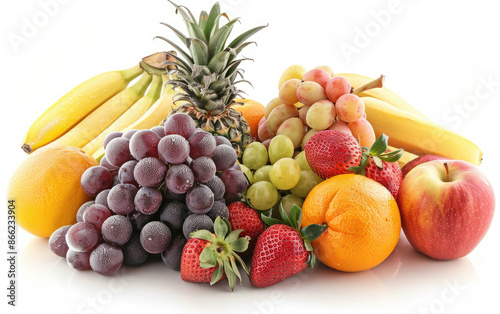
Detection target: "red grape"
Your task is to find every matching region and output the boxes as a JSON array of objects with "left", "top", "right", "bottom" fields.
[
  {"left": 134, "top": 157, "right": 167, "bottom": 188},
  {"left": 90, "top": 243, "right": 123, "bottom": 276},
  {"left": 186, "top": 184, "right": 214, "bottom": 214},
  {"left": 205, "top": 176, "right": 225, "bottom": 200},
  {"left": 134, "top": 187, "right": 162, "bottom": 215},
  {"left": 140, "top": 221, "right": 172, "bottom": 254},
  {"left": 107, "top": 184, "right": 138, "bottom": 215},
  {"left": 211, "top": 145, "right": 237, "bottom": 171},
  {"left": 164, "top": 113, "right": 196, "bottom": 139},
  {"left": 101, "top": 215, "right": 133, "bottom": 246},
  {"left": 118, "top": 160, "right": 139, "bottom": 187},
  {"left": 220, "top": 168, "right": 249, "bottom": 194},
  {"left": 103, "top": 131, "right": 123, "bottom": 149},
  {"left": 188, "top": 131, "right": 216, "bottom": 159},
  {"left": 190, "top": 157, "right": 216, "bottom": 183},
  {"left": 165, "top": 164, "right": 194, "bottom": 194},
  {"left": 81, "top": 166, "right": 113, "bottom": 197},
  {"left": 150, "top": 126, "right": 165, "bottom": 138},
  {"left": 83, "top": 204, "right": 112, "bottom": 231},
  {"left": 65, "top": 222, "right": 100, "bottom": 253},
  {"left": 158, "top": 134, "right": 190, "bottom": 165},
  {"left": 106, "top": 138, "right": 132, "bottom": 167},
  {"left": 49, "top": 225, "right": 72, "bottom": 257},
  {"left": 66, "top": 249, "right": 91, "bottom": 271},
  {"left": 129, "top": 129, "right": 161, "bottom": 160}
]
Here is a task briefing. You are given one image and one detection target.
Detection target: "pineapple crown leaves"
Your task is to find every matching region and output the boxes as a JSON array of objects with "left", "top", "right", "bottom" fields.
[
  {"left": 189, "top": 216, "right": 250, "bottom": 291},
  {"left": 155, "top": 1, "right": 267, "bottom": 114},
  {"left": 348, "top": 133, "right": 404, "bottom": 176},
  {"left": 260, "top": 204, "right": 327, "bottom": 269}
]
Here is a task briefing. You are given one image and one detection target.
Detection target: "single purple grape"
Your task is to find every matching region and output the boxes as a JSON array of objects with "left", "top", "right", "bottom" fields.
[
  {"left": 66, "top": 222, "right": 101, "bottom": 253},
  {"left": 188, "top": 132, "right": 216, "bottom": 159},
  {"left": 223, "top": 192, "right": 243, "bottom": 205},
  {"left": 103, "top": 131, "right": 123, "bottom": 149},
  {"left": 122, "top": 129, "right": 138, "bottom": 140},
  {"left": 101, "top": 215, "right": 133, "bottom": 246},
  {"left": 211, "top": 145, "right": 237, "bottom": 171},
  {"left": 105, "top": 138, "right": 132, "bottom": 167},
  {"left": 214, "top": 136, "right": 232, "bottom": 147},
  {"left": 118, "top": 160, "right": 139, "bottom": 187},
  {"left": 150, "top": 126, "right": 165, "bottom": 138},
  {"left": 121, "top": 233, "right": 149, "bottom": 266},
  {"left": 83, "top": 204, "right": 112, "bottom": 231},
  {"left": 49, "top": 225, "right": 72, "bottom": 257},
  {"left": 134, "top": 187, "right": 162, "bottom": 215},
  {"left": 190, "top": 157, "right": 216, "bottom": 183},
  {"left": 159, "top": 201, "right": 189, "bottom": 231},
  {"left": 66, "top": 249, "right": 91, "bottom": 271},
  {"left": 81, "top": 166, "right": 113, "bottom": 197},
  {"left": 140, "top": 221, "right": 172, "bottom": 254},
  {"left": 95, "top": 189, "right": 111, "bottom": 208},
  {"left": 164, "top": 113, "right": 196, "bottom": 139},
  {"left": 205, "top": 176, "right": 225, "bottom": 200},
  {"left": 107, "top": 184, "right": 138, "bottom": 215},
  {"left": 129, "top": 129, "right": 161, "bottom": 160},
  {"left": 158, "top": 135, "right": 190, "bottom": 165},
  {"left": 128, "top": 211, "right": 156, "bottom": 231},
  {"left": 100, "top": 156, "right": 119, "bottom": 172},
  {"left": 230, "top": 163, "right": 241, "bottom": 171},
  {"left": 165, "top": 164, "right": 194, "bottom": 194},
  {"left": 220, "top": 169, "right": 249, "bottom": 194},
  {"left": 76, "top": 201, "right": 95, "bottom": 223},
  {"left": 206, "top": 200, "right": 229, "bottom": 221},
  {"left": 134, "top": 157, "right": 167, "bottom": 188},
  {"left": 182, "top": 214, "right": 214, "bottom": 239},
  {"left": 186, "top": 184, "right": 214, "bottom": 214},
  {"left": 161, "top": 235, "right": 186, "bottom": 271},
  {"left": 90, "top": 243, "right": 123, "bottom": 276}
]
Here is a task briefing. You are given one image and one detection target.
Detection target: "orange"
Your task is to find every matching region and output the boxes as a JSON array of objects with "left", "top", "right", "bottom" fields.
[
  {"left": 7, "top": 145, "right": 98, "bottom": 237},
  {"left": 302, "top": 174, "right": 400, "bottom": 272},
  {"left": 233, "top": 98, "right": 265, "bottom": 141}
]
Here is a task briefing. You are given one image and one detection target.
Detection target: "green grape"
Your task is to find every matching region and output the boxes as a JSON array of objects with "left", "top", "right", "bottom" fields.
[
  {"left": 268, "top": 135, "right": 294, "bottom": 164},
  {"left": 253, "top": 165, "right": 272, "bottom": 183},
  {"left": 291, "top": 170, "right": 324, "bottom": 198},
  {"left": 280, "top": 194, "right": 304, "bottom": 215},
  {"left": 269, "top": 158, "right": 301, "bottom": 190},
  {"left": 242, "top": 142, "right": 268, "bottom": 170},
  {"left": 294, "top": 151, "right": 312, "bottom": 171},
  {"left": 239, "top": 164, "right": 253, "bottom": 184},
  {"left": 247, "top": 181, "right": 279, "bottom": 211}
]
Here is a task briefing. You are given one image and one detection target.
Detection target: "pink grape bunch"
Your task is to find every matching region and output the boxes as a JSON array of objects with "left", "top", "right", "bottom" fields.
[{"left": 49, "top": 113, "right": 249, "bottom": 275}]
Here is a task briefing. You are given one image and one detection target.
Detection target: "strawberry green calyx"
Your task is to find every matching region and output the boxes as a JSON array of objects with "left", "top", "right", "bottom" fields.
[
  {"left": 189, "top": 216, "right": 249, "bottom": 291},
  {"left": 348, "top": 133, "right": 404, "bottom": 175},
  {"left": 261, "top": 205, "right": 327, "bottom": 268}
]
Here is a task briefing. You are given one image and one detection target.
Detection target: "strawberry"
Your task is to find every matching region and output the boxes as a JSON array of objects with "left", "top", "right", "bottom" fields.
[
  {"left": 228, "top": 201, "right": 264, "bottom": 255},
  {"left": 180, "top": 217, "right": 249, "bottom": 291},
  {"left": 304, "top": 130, "right": 362, "bottom": 179},
  {"left": 250, "top": 205, "right": 326, "bottom": 288},
  {"left": 348, "top": 134, "right": 403, "bottom": 199}
]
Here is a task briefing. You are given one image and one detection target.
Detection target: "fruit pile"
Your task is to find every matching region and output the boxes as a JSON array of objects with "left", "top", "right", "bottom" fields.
[
  {"left": 6, "top": 0, "right": 496, "bottom": 294},
  {"left": 49, "top": 113, "right": 249, "bottom": 275}
]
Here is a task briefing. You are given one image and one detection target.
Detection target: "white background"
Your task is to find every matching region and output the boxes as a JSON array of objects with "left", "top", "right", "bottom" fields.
[{"left": 1, "top": 0, "right": 500, "bottom": 313}]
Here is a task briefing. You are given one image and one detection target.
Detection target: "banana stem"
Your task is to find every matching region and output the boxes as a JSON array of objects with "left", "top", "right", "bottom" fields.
[
  {"left": 120, "top": 64, "right": 144, "bottom": 82},
  {"left": 352, "top": 75, "right": 385, "bottom": 95}
]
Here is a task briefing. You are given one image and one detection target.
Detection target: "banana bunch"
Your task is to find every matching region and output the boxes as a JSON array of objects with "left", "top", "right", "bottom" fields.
[
  {"left": 339, "top": 73, "right": 482, "bottom": 166},
  {"left": 22, "top": 52, "right": 178, "bottom": 156}
]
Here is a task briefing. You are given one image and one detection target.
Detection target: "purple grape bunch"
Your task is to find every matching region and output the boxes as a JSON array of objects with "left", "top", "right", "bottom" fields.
[{"left": 50, "top": 113, "right": 249, "bottom": 275}]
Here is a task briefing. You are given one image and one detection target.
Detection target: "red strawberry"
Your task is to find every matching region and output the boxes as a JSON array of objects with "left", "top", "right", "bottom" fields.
[
  {"left": 250, "top": 205, "right": 326, "bottom": 288},
  {"left": 304, "top": 130, "right": 362, "bottom": 179},
  {"left": 228, "top": 202, "right": 264, "bottom": 255},
  {"left": 180, "top": 217, "right": 249, "bottom": 291},
  {"left": 349, "top": 134, "right": 404, "bottom": 199}
]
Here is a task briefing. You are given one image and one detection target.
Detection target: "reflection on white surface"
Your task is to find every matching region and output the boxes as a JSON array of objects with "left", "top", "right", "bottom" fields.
[{"left": 17, "top": 234, "right": 483, "bottom": 314}]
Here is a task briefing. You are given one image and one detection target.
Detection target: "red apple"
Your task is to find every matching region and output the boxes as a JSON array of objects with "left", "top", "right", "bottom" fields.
[
  {"left": 401, "top": 154, "right": 450, "bottom": 177},
  {"left": 397, "top": 160, "right": 495, "bottom": 260}
]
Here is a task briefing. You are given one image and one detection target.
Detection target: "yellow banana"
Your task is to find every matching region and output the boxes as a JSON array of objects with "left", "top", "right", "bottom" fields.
[
  {"left": 120, "top": 75, "right": 176, "bottom": 132},
  {"left": 92, "top": 76, "right": 177, "bottom": 162},
  {"left": 337, "top": 73, "right": 429, "bottom": 120},
  {"left": 53, "top": 73, "right": 152, "bottom": 148},
  {"left": 362, "top": 97, "right": 482, "bottom": 165},
  {"left": 22, "top": 64, "right": 143, "bottom": 153},
  {"left": 82, "top": 75, "right": 163, "bottom": 155}
]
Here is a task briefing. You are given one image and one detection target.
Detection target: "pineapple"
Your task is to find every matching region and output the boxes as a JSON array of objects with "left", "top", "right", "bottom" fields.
[{"left": 157, "top": 1, "right": 267, "bottom": 157}]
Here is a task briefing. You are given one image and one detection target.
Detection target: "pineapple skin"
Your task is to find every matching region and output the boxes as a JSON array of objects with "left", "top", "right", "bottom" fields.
[{"left": 164, "top": 104, "right": 252, "bottom": 158}]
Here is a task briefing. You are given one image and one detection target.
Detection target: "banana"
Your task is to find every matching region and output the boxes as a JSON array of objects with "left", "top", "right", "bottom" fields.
[
  {"left": 278, "top": 65, "right": 306, "bottom": 89},
  {"left": 82, "top": 75, "right": 163, "bottom": 156},
  {"left": 362, "top": 97, "right": 482, "bottom": 165},
  {"left": 120, "top": 75, "right": 176, "bottom": 132},
  {"left": 53, "top": 73, "right": 152, "bottom": 149},
  {"left": 22, "top": 64, "right": 143, "bottom": 153},
  {"left": 337, "top": 73, "right": 429, "bottom": 120}
]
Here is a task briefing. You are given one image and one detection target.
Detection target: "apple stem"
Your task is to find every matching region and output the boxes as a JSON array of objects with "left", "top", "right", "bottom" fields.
[{"left": 444, "top": 162, "right": 450, "bottom": 182}]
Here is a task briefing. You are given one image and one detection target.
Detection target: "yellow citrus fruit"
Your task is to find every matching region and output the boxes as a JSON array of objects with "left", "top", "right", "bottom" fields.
[
  {"left": 302, "top": 174, "right": 400, "bottom": 272},
  {"left": 7, "top": 145, "right": 98, "bottom": 237},
  {"left": 233, "top": 98, "right": 265, "bottom": 141}
]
